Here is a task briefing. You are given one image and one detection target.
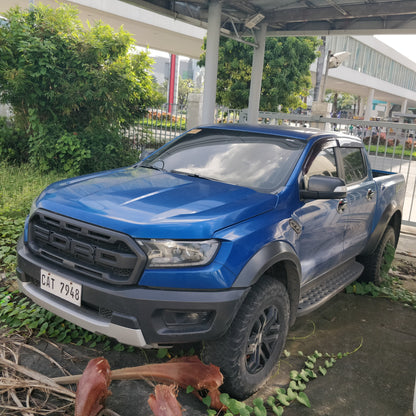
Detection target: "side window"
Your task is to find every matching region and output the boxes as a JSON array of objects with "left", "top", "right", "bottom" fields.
[
  {"left": 303, "top": 147, "right": 338, "bottom": 188},
  {"left": 339, "top": 147, "right": 367, "bottom": 184}
]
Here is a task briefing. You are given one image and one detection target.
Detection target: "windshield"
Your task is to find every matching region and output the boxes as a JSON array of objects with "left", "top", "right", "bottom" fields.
[{"left": 140, "top": 128, "right": 305, "bottom": 193}]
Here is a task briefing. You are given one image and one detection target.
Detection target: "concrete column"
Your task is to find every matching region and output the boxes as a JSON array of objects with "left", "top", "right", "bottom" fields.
[
  {"left": 311, "top": 101, "right": 333, "bottom": 131},
  {"left": 186, "top": 93, "right": 203, "bottom": 129},
  {"left": 247, "top": 23, "right": 267, "bottom": 125},
  {"left": 358, "top": 96, "right": 364, "bottom": 117},
  {"left": 313, "top": 36, "right": 327, "bottom": 102},
  {"left": 402, "top": 99, "right": 408, "bottom": 114},
  {"left": 201, "top": 0, "right": 222, "bottom": 125},
  {"left": 364, "top": 88, "right": 375, "bottom": 121},
  {"left": 384, "top": 102, "right": 391, "bottom": 119}
]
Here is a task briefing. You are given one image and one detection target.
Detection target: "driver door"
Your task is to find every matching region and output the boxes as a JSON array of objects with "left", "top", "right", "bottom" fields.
[{"left": 292, "top": 139, "right": 347, "bottom": 283}]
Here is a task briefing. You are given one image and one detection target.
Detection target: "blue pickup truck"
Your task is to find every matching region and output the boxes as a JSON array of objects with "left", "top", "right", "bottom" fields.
[{"left": 17, "top": 124, "right": 405, "bottom": 398}]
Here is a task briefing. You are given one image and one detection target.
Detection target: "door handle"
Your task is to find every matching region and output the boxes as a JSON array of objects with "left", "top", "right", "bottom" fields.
[
  {"left": 367, "top": 189, "right": 375, "bottom": 200},
  {"left": 337, "top": 198, "right": 347, "bottom": 213}
]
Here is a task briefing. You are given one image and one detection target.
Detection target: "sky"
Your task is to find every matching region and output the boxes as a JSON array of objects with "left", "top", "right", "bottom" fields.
[{"left": 375, "top": 35, "right": 416, "bottom": 64}]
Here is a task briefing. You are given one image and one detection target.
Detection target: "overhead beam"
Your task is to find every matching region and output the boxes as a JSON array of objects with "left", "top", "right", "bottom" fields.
[
  {"left": 266, "top": 1, "right": 416, "bottom": 24},
  {"left": 266, "top": 17, "right": 416, "bottom": 36}
]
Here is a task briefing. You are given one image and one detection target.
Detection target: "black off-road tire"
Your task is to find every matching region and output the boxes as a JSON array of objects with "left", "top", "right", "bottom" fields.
[
  {"left": 358, "top": 225, "right": 396, "bottom": 285},
  {"left": 202, "top": 276, "right": 290, "bottom": 400}
]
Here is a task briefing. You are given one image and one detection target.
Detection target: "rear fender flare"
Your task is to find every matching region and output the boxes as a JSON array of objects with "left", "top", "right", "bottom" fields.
[{"left": 360, "top": 202, "right": 401, "bottom": 256}]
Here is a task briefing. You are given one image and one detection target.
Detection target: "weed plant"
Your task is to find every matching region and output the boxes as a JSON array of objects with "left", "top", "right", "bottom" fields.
[
  {"left": 0, "top": 163, "right": 64, "bottom": 272},
  {"left": 0, "top": 163, "right": 136, "bottom": 351},
  {"left": 347, "top": 244, "right": 416, "bottom": 309},
  {"left": 0, "top": 162, "right": 64, "bottom": 217}
]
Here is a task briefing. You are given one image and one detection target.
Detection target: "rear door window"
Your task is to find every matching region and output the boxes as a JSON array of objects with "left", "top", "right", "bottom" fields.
[{"left": 339, "top": 147, "right": 367, "bottom": 184}]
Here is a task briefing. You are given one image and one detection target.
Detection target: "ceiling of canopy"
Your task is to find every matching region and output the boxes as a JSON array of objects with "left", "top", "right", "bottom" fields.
[{"left": 123, "top": 0, "right": 416, "bottom": 37}]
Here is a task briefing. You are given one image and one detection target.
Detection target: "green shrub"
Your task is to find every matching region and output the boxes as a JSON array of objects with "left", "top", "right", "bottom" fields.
[
  {"left": 0, "top": 4, "right": 157, "bottom": 175},
  {"left": 0, "top": 117, "right": 28, "bottom": 164}
]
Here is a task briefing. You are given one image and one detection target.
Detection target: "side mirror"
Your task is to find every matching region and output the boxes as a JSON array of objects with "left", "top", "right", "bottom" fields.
[{"left": 300, "top": 176, "right": 347, "bottom": 200}]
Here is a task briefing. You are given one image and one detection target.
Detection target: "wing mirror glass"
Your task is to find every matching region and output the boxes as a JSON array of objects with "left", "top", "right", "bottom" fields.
[{"left": 300, "top": 175, "right": 347, "bottom": 199}]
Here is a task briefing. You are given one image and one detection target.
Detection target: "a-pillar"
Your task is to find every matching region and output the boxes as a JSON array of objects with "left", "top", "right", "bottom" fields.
[
  {"left": 247, "top": 23, "right": 267, "bottom": 125},
  {"left": 201, "top": 0, "right": 221, "bottom": 125},
  {"left": 364, "top": 88, "right": 375, "bottom": 121}
]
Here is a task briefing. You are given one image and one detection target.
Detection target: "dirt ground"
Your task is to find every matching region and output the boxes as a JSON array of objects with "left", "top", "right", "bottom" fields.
[{"left": 1, "top": 245, "right": 415, "bottom": 416}]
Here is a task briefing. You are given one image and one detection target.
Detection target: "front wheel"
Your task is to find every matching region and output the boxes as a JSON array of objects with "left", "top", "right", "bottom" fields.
[
  {"left": 358, "top": 225, "right": 396, "bottom": 285},
  {"left": 202, "top": 276, "right": 290, "bottom": 399}
]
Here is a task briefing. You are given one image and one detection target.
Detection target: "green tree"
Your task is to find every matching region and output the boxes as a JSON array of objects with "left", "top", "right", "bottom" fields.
[
  {"left": 151, "top": 77, "right": 167, "bottom": 107},
  {"left": 326, "top": 91, "right": 358, "bottom": 116},
  {"left": 199, "top": 36, "right": 320, "bottom": 112},
  {"left": 178, "top": 76, "right": 199, "bottom": 107},
  {"left": 0, "top": 4, "right": 156, "bottom": 175}
]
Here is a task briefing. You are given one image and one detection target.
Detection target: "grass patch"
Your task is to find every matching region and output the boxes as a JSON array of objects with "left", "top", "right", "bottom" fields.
[
  {"left": 0, "top": 163, "right": 65, "bottom": 272},
  {"left": 0, "top": 163, "right": 136, "bottom": 350},
  {"left": 365, "top": 144, "right": 416, "bottom": 159},
  {"left": 0, "top": 162, "right": 64, "bottom": 217},
  {"left": 139, "top": 118, "right": 187, "bottom": 130}
]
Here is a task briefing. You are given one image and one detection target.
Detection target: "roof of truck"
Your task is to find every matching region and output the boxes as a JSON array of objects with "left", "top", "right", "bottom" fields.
[{"left": 198, "top": 123, "right": 363, "bottom": 144}]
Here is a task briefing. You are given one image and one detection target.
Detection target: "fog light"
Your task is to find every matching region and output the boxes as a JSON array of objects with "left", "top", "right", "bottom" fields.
[{"left": 162, "top": 310, "right": 214, "bottom": 327}]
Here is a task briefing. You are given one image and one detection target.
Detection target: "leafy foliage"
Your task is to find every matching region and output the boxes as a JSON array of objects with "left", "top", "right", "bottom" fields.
[
  {"left": 0, "top": 117, "right": 28, "bottom": 164},
  {"left": 0, "top": 216, "right": 25, "bottom": 272},
  {"left": 0, "top": 288, "right": 134, "bottom": 351},
  {"left": 346, "top": 276, "right": 416, "bottom": 309},
  {"left": 0, "top": 163, "right": 136, "bottom": 350},
  {"left": 0, "top": 163, "right": 64, "bottom": 272},
  {"left": 200, "top": 344, "right": 362, "bottom": 415},
  {"left": 198, "top": 36, "right": 320, "bottom": 111},
  {"left": 0, "top": 4, "right": 157, "bottom": 175},
  {"left": 347, "top": 244, "right": 416, "bottom": 309}
]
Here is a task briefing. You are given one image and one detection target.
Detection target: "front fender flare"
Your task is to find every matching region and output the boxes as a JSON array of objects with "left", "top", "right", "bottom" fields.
[{"left": 232, "top": 240, "right": 301, "bottom": 325}]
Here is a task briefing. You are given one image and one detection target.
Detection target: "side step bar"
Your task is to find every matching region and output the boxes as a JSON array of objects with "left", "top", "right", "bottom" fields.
[{"left": 297, "top": 260, "right": 364, "bottom": 317}]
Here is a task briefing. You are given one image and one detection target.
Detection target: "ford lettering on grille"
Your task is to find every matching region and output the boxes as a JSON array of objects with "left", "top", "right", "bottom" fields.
[{"left": 28, "top": 211, "right": 146, "bottom": 285}]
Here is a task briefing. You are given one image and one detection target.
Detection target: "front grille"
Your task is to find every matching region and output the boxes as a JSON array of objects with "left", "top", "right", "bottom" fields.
[{"left": 28, "top": 210, "right": 146, "bottom": 285}]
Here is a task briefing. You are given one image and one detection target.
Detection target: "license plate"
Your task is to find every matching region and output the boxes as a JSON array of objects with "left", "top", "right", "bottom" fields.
[{"left": 40, "top": 269, "right": 82, "bottom": 306}]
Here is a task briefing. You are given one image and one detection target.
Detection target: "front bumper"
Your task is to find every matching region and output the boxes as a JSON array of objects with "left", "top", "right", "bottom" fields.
[{"left": 17, "top": 239, "right": 248, "bottom": 347}]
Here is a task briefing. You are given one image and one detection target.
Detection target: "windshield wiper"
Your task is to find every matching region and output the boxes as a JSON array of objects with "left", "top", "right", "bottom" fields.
[
  {"left": 170, "top": 169, "right": 201, "bottom": 177},
  {"left": 170, "top": 169, "right": 220, "bottom": 182},
  {"left": 140, "top": 160, "right": 165, "bottom": 171}
]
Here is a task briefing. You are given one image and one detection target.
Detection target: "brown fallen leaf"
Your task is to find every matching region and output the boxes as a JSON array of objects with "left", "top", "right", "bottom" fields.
[
  {"left": 56, "top": 355, "right": 225, "bottom": 412},
  {"left": 110, "top": 355, "right": 225, "bottom": 411},
  {"left": 148, "top": 384, "right": 183, "bottom": 416},
  {"left": 75, "top": 357, "right": 111, "bottom": 416}
]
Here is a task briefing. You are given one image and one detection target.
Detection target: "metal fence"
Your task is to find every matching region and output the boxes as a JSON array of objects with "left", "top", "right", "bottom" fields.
[
  {"left": 124, "top": 104, "right": 187, "bottom": 153},
  {"left": 128, "top": 105, "right": 416, "bottom": 227},
  {"left": 254, "top": 112, "right": 416, "bottom": 227}
]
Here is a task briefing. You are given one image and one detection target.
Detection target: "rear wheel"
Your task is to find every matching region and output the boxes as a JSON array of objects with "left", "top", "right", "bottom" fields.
[
  {"left": 202, "top": 276, "right": 290, "bottom": 399},
  {"left": 358, "top": 225, "right": 396, "bottom": 285}
]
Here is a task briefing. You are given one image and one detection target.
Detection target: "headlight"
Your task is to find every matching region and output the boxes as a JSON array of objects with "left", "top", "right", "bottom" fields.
[{"left": 137, "top": 239, "right": 219, "bottom": 268}]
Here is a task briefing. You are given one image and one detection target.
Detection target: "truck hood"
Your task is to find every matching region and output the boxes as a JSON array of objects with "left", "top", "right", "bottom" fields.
[{"left": 36, "top": 166, "right": 277, "bottom": 238}]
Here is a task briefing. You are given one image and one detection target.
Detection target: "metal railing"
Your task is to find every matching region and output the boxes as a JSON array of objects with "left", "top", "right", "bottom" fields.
[
  {"left": 126, "top": 105, "right": 416, "bottom": 227},
  {"left": 254, "top": 112, "right": 416, "bottom": 227},
  {"left": 124, "top": 104, "right": 187, "bottom": 153}
]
